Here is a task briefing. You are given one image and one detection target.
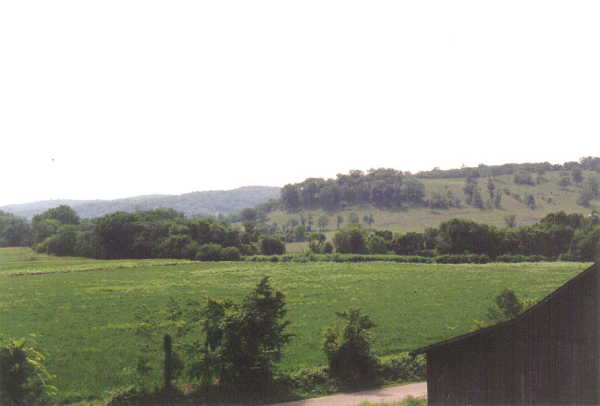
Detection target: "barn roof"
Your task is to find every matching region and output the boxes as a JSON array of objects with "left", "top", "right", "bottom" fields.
[{"left": 412, "top": 263, "right": 597, "bottom": 355}]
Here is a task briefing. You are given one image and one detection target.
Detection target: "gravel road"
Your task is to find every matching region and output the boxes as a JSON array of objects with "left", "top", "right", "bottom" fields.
[{"left": 270, "top": 382, "right": 427, "bottom": 406}]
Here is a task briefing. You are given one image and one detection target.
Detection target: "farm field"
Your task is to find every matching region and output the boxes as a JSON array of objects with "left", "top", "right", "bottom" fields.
[{"left": 0, "top": 247, "right": 591, "bottom": 402}]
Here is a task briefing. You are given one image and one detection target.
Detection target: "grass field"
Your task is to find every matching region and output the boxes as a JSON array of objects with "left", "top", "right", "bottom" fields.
[
  {"left": 0, "top": 247, "right": 591, "bottom": 402},
  {"left": 270, "top": 171, "right": 600, "bottom": 240}
]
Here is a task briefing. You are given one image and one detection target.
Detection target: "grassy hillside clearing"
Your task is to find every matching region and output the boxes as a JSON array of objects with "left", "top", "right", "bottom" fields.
[
  {"left": 0, "top": 247, "right": 590, "bottom": 401},
  {"left": 269, "top": 170, "right": 600, "bottom": 236}
]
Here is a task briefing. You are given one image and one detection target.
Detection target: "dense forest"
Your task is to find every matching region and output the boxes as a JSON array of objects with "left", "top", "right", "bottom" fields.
[{"left": 280, "top": 169, "right": 427, "bottom": 211}]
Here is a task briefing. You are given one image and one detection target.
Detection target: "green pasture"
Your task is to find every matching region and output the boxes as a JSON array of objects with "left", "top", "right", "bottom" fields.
[{"left": 0, "top": 247, "right": 590, "bottom": 401}]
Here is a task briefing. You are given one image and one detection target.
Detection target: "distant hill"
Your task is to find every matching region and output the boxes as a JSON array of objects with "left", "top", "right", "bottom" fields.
[
  {"left": 1, "top": 186, "right": 281, "bottom": 219},
  {"left": 265, "top": 158, "right": 600, "bottom": 242}
]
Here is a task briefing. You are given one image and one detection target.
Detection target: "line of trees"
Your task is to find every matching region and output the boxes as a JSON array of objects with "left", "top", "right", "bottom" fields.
[
  {"left": 417, "top": 156, "right": 600, "bottom": 180},
  {"left": 19, "top": 205, "right": 286, "bottom": 260},
  {"left": 322, "top": 211, "right": 600, "bottom": 261},
  {"left": 3, "top": 204, "right": 599, "bottom": 262}
]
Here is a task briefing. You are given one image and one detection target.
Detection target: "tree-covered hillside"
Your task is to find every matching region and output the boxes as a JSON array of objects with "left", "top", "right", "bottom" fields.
[{"left": 263, "top": 157, "right": 600, "bottom": 236}]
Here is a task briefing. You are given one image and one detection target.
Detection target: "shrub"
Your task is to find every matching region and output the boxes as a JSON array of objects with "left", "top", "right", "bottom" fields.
[
  {"left": 434, "top": 254, "right": 489, "bottom": 264},
  {"left": 284, "top": 366, "right": 332, "bottom": 395},
  {"left": 37, "top": 226, "right": 78, "bottom": 256},
  {"left": 308, "top": 232, "right": 326, "bottom": 253},
  {"left": 513, "top": 171, "right": 534, "bottom": 185},
  {"left": 191, "top": 277, "right": 293, "bottom": 399},
  {"left": 241, "top": 243, "right": 258, "bottom": 256},
  {"left": 333, "top": 226, "right": 368, "bottom": 254},
  {"left": 323, "top": 309, "right": 379, "bottom": 387},
  {"left": 486, "top": 288, "right": 523, "bottom": 323},
  {"left": 260, "top": 236, "right": 286, "bottom": 255},
  {"left": 558, "top": 252, "right": 582, "bottom": 262},
  {"left": 496, "top": 254, "right": 548, "bottom": 263},
  {"left": 158, "top": 234, "right": 192, "bottom": 259},
  {"left": 0, "top": 337, "right": 57, "bottom": 406},
  {"left": 220, "top": 246, "right": 241, "bottom": 261},
  {"left": 378, "top": 353, "right": 426, "bottom": 383},
  {"left": 366, "top": 234, "right": 389, "bottom": 254},
  {"left": 195, "top": 244, "right": 223, "bottom": 261},
  {"left": 182, "top": 241, "right": 201, "bottom": 260}
]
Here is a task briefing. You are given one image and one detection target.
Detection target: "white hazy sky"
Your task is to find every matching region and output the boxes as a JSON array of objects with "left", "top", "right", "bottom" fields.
[{"left": 1, "top": 1, "right": 599, "bottom": 206}]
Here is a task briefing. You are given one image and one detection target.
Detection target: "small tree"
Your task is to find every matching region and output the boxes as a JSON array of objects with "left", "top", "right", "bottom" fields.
[
  {"left": 220, "top": 246, "right": 241, "bottom": 261},
  {"left": 162, "top": 334, "right": 183, "bottom": 391},
  {"left": 571, "top": 168, "right": 584, "bottom": 184},
  {"left": 559, "top": 176, "right": 572, "bottom": 188},
  {"left": 308, "top": 232, "right": 326, "bottom": 253},
  {"left": 494, "top": 191, "right": 502, "bottom": 209},
  {"left": 317, "top": 215, "right": 330, "bottom": 232},
  {"left": 194, "top": 278, "right": 293, "bottom": 399},
  {"left": 0, "top": 337, "right": 57, "bottom": 406},
  {"left": 260, "top": 236, "right": 286, "bottom": 255},
  {"left": 486, "top": 289, "right": 524, "bottom": 324},
  {"left": 366, "top": 234, "right": 388, "bottom": 254},
  {"left": 487, "top": 178, "right": 496, "bottom": 200},
  {"left": 504, "top": 214, "right": 517, "bottom": 228},
  {"left": 333, "top": 225, "right": 368, "bottom": 254},
  {"left": 362, "top": 214, "right": 375, "bottom": 229},
  {"left": 323, "top": 309, "right": 379, "bottom": 387},
  {"left": 577, "top": 189, "right": 593, "bottom": 207},
  {"left": 336, "top": 215, "right": 344, "bottom": 230},
  {"left": 196, "top": 243, "right": 223, "bottom": 261},
  {"left": 526, "top": 194, "right": 536, "bottom": 210},
  {"left": 472, "top": 189, "right": 485, "bottom": 209}
]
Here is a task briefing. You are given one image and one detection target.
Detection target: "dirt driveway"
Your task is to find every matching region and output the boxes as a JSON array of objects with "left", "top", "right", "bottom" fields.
[{"left": 271, "top": 382, "right": 427, "bottom": 406}]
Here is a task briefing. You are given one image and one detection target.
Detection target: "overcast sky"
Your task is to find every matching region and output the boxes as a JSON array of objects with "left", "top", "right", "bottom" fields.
[{"left": 1, "top": 1, "right": 598, "bottom": 206}]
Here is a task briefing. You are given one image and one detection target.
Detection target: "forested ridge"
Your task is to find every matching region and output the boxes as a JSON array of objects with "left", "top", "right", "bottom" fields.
[
  {"left": 277, "top": 156, "right": 600, "bottom": 212},
  {"left": 0, "top": 186, "right": 281, "bottom": 219}
]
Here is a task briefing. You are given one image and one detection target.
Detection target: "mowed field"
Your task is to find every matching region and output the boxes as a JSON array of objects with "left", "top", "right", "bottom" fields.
[{"left": 0, "top": 247, "right": 591, "bottom": 401}]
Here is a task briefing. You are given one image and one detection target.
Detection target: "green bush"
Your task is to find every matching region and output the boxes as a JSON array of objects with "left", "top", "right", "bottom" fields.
[
  {"left": 220, "top": 246, "right": 241, "bottom": 261},
  {"left": 323, "top": 309, "right": 379, "bottom": 388},
  {"left": 195, "top": 244, "right": 223, "bottom": 261},
  {"left": 434, "top": 254, "right": 490, "bottom": 264},
  {"left": 378, "top": 353, "right": 426, "bottom": 383},
  {"left": 260, "top": 236, "right": 286, "bottom": 255},
  {"left": 496, "top": 254, "right": 548, "bottom": 263},
  {"left": 242, "top": 253, "right": 434, "bottom": 263},
  {"left": 284, "top": 366, "right": 332, "bottom": 395},
  {"left": 0, "top": 337, "right": 57, "bottom": 406},
  {"left": 284, "top": 352, "right": 425, "bottom": 398},
  {"left": 190, "top": 277, "right": 292, "bottom": 399},
  {"left": 558, "top": 252, "right": 582, "bottom": 262}
]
